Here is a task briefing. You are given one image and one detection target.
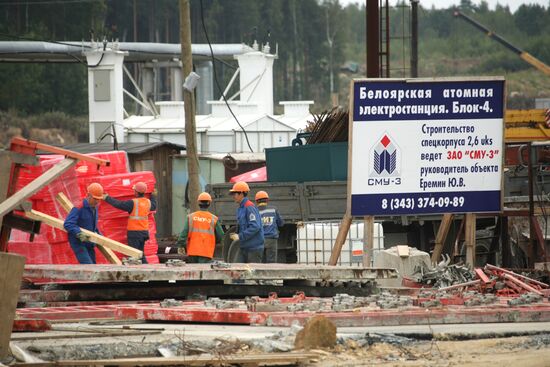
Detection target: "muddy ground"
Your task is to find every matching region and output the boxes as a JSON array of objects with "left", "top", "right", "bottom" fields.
[{"left": 310, "top": 334, "right": 550, "bottom": 366}]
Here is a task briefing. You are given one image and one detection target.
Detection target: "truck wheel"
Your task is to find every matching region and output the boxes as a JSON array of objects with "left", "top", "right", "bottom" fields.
[{"left": 227, "top": 240, "right": 241, "bottom": 263}]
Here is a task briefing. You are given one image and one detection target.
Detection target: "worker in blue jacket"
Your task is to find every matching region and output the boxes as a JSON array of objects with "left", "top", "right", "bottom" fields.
[
  {"left": 255, "top": 191, "right": 284, "bottom": 263},
  {"left": 64, "top": 183, "right": 104, "bottom": 264},
  {"left": 228, "top": 181, "right": 264, "bottom": 263}
]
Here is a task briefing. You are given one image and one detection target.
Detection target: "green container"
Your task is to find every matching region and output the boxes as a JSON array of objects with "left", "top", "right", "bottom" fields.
[{"left": 266, "top": 142, "right": 348, "bottom": 182}]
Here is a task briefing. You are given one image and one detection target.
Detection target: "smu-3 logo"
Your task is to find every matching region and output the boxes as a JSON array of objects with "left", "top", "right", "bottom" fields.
[{"left": 368, "top": 133, "right": 401, "bottom": 186}]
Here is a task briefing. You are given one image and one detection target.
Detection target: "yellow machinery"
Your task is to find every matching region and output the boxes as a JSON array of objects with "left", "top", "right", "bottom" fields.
[{"left": 505, "top": 109, "right": 550, "bottom": 142}]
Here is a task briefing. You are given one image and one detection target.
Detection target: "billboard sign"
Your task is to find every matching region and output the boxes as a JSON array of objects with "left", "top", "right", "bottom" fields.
[{"left": 350, "top": 78, "right": 505, "bottom": 216}]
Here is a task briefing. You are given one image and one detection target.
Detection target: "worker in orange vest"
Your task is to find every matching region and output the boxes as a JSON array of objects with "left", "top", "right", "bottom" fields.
[
  {"left": 176, "top": 192, "right": 224, "bottom": 263},
  {"left": 102, "top": 181, "right": 156, "bottom": 264}
]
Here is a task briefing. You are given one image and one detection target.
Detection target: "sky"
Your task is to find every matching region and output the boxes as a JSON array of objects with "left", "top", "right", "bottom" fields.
[{"left": 339, "top": 0, "right": 549, "bottom": 12}]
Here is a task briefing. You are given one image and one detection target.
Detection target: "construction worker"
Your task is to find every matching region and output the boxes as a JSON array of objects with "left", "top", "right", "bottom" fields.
[
  {"left": 229, "top": 181, "right": 264, "bottom": 263},
  {"left": 102, "top": 181, "right": 156, "bottom": 264},
  {"left": 175, "top": 192, "right": 224, "bottom": 263},
  {"left": 255, "top": 191, "right": 284, "bottom": 263},
  {"left": 64, "top": 183, "right": 104, "bottom": 264}
]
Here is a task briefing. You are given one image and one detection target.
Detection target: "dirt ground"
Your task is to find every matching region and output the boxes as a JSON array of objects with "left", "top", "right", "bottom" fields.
[{"left": 308, "top": 335, "right": 550, "bottom": 367}]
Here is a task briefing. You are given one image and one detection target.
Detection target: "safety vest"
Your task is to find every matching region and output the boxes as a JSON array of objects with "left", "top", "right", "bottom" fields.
[
  {"left": 127, "top": 197, "right": 151, "bottom": 231},
  {"left": 187, "top": 211, "right": 217, "bottom": 258}
]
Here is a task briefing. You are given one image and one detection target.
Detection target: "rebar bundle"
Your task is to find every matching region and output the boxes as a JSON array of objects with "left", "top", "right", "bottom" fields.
[{"left": 305, "top": 107, "right": 349, "bottom": 144}]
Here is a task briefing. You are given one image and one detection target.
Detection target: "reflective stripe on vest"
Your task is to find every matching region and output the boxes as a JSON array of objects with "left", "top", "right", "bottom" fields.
[
  {"left": 187, "top": 211, "right": 217, "bottom": 258},
  {"left": 127, "top": 197, "right": 151, "bottom": 231}
]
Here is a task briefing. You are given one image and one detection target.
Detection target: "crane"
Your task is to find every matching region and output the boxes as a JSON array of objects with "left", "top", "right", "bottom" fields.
[{"left": 453, "top": 10, "right": 550, "bottom": 76}]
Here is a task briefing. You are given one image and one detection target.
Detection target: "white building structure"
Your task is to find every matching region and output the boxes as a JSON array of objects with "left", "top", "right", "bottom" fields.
[{"left": 122, "top": 44, "right": 314, "bottom": 153}]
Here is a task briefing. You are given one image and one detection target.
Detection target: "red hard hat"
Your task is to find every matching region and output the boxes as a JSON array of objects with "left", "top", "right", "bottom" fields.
[
  {"left": 133, "top": 182, "right": 147, "bottom": 194},
  {"left": 229, "top": 181, "right": 250, "bottom": 193},
  {"left": 255, "top": 191, "right": 269, "bottom": 201},
  {"left": 87, "top": 183, "right": 104, "bottom": 200},
  {"left": 198, "top": 192, "right": 212, "bottom": 202}
]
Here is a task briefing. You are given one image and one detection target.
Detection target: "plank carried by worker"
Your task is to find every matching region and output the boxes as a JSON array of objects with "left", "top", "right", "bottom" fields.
[
  {"left": 56, "top": 193, "right": 122, "bottom": 265},
  {"left": 25, "top": 209, "right": 142, "bottom": 258}
]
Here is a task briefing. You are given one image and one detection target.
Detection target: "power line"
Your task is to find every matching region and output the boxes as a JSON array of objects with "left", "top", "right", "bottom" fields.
[
  {"left": 198, "top": 0, "right": 253, "bottom": 153},
  {"left": 0, "top": 0, "right": 99, "bottom": 5}
]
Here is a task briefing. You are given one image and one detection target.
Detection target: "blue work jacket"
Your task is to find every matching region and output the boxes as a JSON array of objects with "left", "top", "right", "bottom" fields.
[
  {"left": 64, "top": 199, "right": 100, "bottom": 247},
  {"left": 258, "top": 204, "right": 284, "bottom": 239},
  {"left": 236, "top": 198, "right": 264, "bottom": 250}
]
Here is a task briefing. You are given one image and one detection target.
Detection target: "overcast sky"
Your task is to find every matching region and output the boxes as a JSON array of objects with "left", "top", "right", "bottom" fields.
[{"left": 339, "top": 0, "right": 549, "bottom": 12}]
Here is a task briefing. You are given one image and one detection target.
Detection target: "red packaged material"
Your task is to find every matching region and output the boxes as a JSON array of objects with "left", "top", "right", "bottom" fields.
[
  {"left": 83, "top": 172, "right": 156, "bottom": 198},
  {"left": 8, "top": 150, "right": 159, "bottom": 265},
  {"left": 8, "top": 242, "right": 53, "bottom": 264}
]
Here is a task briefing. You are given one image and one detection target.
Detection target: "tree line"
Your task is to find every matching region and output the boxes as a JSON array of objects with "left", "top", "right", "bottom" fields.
[{"left": 0, "top": 0, "right": 548, "bottom": 123}]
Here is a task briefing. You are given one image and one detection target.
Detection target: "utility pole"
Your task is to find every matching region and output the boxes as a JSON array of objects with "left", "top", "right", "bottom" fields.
[{"left": 179, "top": 0, "right": 200, "bottom": 212}]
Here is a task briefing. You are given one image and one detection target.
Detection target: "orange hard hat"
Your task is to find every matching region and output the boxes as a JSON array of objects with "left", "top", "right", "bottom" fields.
[
  {"left": 87, "top": 183, "right": 104, "bottom": 200},
  {"left": 133, "top": 182, "right": 147, "bottom": 194},
  {"left": 229, "top": 181, "right": 250, "bottom": 193},
  {"left": 198, "top": 192, "right": 212, "bottom": 202},
  {"left": 255, "top": 191, "right": 269, "bottom": 201}
]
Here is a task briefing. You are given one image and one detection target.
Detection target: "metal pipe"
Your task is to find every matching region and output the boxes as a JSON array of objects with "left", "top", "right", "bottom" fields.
[
  {"left": 410, "top": 0, "right": 418, "bottom": 77},
  {"left": 0, "top": 41, "right": 254, "bottom": 63},
  {"left": 528, "top": 142, "right": 535, "bottom": 266},
  {"left": 366, "top": 0, "right": 380, "bottom": 78}
]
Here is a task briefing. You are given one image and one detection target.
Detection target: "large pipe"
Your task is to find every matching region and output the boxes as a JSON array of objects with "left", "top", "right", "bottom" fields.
[
  {"left": 366, "top": 0, "right": 380, "bottom": 78},
  {"left": 0, "top": 41, "right": 254, "bottom": 63},
  {"left": 410, "top": 0, "right": 418, "bottom": 77}
]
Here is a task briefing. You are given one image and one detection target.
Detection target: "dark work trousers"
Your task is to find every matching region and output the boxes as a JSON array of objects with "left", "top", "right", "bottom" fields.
[
  {"left": 263, "top": 238, "right": 278, "bottom": 263},
  {"left": 127, "top": 230, "right": 149, "bottom": 264},
  {"left": 237, "top": 248, "right": 263, "bottom": 263},
  {"left": 187, "top": 255, "right": 212, "bottom": 263},
  {"left": 70, "top": 241, "right": 96, "bottom": 264}
]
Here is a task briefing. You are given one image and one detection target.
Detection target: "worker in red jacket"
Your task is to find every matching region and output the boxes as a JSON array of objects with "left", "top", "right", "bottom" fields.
[{"left": 102, "top": 181, "right": 156, "bottom": 263}]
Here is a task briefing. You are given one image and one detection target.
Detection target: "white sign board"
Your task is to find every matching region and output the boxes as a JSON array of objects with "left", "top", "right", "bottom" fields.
[{"left": 350, "top": 78, "right": 505, "bottom": 216}]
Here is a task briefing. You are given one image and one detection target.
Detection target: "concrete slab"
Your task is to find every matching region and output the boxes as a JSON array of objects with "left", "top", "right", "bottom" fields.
[{"left": 23, "top": 264, "right": 397, "bottom": 283}]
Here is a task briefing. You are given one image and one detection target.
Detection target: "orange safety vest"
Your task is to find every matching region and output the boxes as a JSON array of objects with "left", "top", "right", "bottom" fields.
[
  {"left": 187, "top": 211, "right": 217, "bottom": 258},
  {"left": 127, "top": 197, "right": 151, "bottom": 231}
]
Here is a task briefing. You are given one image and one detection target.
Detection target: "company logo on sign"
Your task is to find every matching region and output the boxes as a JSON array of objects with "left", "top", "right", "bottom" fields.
[{"left": 370, "top": 133, "right": 400, "bottom": 177}]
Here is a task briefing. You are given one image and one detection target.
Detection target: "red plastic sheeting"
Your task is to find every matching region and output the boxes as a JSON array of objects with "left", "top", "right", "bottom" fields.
[
  {"left": 229, "top": 166, "right": 267, "bottom": 183},
  {"left": 8, "top": 150, "right": 159, "bottom": 264}
]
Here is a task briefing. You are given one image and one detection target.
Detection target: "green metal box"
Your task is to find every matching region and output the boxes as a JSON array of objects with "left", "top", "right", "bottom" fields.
[{"left": 266, "top": 142, "right": 348, "bottom": 182}]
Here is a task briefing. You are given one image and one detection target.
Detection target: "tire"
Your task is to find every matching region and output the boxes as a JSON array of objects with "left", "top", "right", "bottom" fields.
[
  {"left": 222, "top": 226, "right": 238, "bottom": 261},
  {"left": 227, "top": 240, "right": 241, "bottom": 263}
]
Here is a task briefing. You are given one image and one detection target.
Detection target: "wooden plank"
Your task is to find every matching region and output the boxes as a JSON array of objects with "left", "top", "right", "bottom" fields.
[
  {"left": 396, "top": 245, "right": 409, "bottom": 257},
  {"left": 8, "top": 151, "right": 39, "bottom": 166},
  {"left": 363, "top": 216, "right": 374, "bottom": 266},
  {"left": 9, "top": 137, "right": 109, "bottom": 167},
  {"left": 431, "top": 214, "right": 454, "bottom": 264},
  {"left": 465, "top": 213, "right": 476, "bottom": 268},
  {"left": 328, "top": 214, "right": 353, "bottom": 265},
  {"left": 55, "top": 193, "right": 122, "bottom": 265},
  {"left": 43, "top": 352, "right": 319, "bottom": 366},
  {"left": 55, "top": 192, "right": 74, "bottom": 213},
  {"left": 0, "top": 158, "right": 76, "bottom": 218},
  {"left": 25, "top": 210, "right": 142, "bottom": 258},
  {"left": 0, "top": 252, "right": 26, "bottom": 359}
]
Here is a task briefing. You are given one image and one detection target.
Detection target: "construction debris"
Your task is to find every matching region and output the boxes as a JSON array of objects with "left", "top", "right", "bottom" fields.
[
  {"left": 122, "top": 257, "right": 142, "bottom": 266},
  {"left": 160, "top": 299, "right": 183, "bottom": 308},
  {"left": 415, "top": 260, "right": 474, "bottom": 288},
  {"left": 165, "top": 259, "right": 185, "bottom": 267},
  {"left": 210, "top": 260, "right": 231, "bottom": 269},
  {"left": 507, "top": 293, "right": 544, "bottom": 306}
]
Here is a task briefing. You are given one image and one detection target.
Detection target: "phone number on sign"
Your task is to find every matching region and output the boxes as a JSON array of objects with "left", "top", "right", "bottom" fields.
[{"left": 381, "top": 196, "right": 465, "bottom": 211}]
